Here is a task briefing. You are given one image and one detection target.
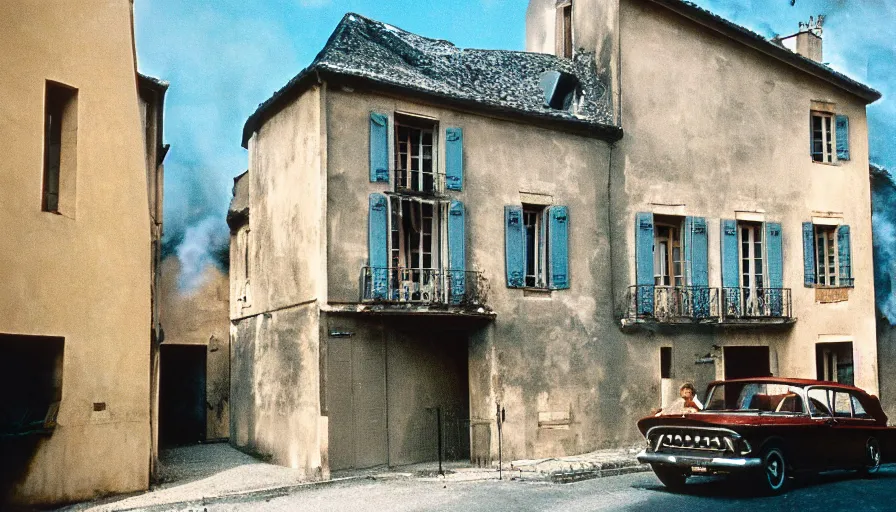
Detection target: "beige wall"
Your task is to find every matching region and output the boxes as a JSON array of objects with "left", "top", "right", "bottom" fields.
[
  {"left": 160, "top": 257, "right": 230, "bottom": 440},
  {"left": 230, "top": 86, "right": 326, "bottom": 478},
  {"left": 0, "top": 0, "right": 151, "bottom": 504}
]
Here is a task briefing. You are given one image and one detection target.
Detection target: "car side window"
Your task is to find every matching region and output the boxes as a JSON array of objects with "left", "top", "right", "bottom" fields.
[
  {"left": 807, "top": 388, "right": 832, "bottom": 416},
  {"left": 833, "top": 392, "right": 852, "bottom": 418},
  {"left": 851, "top": 394, "right": 870, "bottom": 419}
]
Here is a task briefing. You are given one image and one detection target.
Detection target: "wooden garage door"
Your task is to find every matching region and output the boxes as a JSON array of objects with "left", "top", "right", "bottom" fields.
[{"left": 327, "top": 336, "right": 388, "bottom": 470}]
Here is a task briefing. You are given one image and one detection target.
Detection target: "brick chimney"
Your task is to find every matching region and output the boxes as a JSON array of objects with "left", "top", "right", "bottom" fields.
[{"left": 778, "top": 16, "right": 824, "bottom": 63}]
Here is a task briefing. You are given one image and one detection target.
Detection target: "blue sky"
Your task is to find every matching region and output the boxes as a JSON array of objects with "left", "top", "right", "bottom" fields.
[{"left": 134, "top": 0, "right": 894, "bottom": 289}]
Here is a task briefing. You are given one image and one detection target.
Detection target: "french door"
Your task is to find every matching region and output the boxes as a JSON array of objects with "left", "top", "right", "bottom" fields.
[{"left": 740, "top": 223, "right": 766, "bottom": 316}]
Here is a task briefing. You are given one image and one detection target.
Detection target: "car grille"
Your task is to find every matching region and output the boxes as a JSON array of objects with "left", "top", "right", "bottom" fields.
[{"left": 646, "top": 427, "right": 751, "bottom": 456}]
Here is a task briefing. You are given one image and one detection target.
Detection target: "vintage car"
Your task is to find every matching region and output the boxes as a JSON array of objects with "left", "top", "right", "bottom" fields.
[{"left": 637, "top": 378, "right": 896, "bottom": 494}]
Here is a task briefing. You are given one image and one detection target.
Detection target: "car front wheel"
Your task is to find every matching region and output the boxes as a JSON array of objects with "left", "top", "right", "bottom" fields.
[
  {"left": 651, "top": 464, "right": 687, "bottom": 490},
  {"left": 757, "top": 446, "right": 789, "bottom": 495}
]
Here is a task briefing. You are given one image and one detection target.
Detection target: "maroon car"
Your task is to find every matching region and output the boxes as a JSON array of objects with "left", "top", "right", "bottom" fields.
[{"left": 637, "top": 378, "right": 895, "bottom": 494}]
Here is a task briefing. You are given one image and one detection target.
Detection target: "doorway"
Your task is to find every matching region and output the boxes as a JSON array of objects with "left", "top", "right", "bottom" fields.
[
  {"left": 159, "top": 345, "right": 207, "bottom": 447},
  {"left": 724, "top": 346, "right": 771, "bottom": 380}
]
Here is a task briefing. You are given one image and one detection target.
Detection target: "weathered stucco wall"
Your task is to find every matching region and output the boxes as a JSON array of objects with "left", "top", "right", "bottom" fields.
[
  {"left": 231, "top": 86, "right": 325, "bottom": 477},
  {"left": 0, "top": 0, "right": 152, "bottom": 505},
  {"left": 877, "top": 318, "right": 896, "bottom": 421},
  {"left": 160, "top": 257, "right": 230, "bottom": 440},
  {"left": 324, "top": 88, "right": 645, "bottom": 461},
  {"left": 601, "top": 0, "right": 877, "bottom": 396}
]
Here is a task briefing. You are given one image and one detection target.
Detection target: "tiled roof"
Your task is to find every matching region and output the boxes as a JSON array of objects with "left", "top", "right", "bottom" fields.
[{"left": 242, "top": 13, "right": 617, "bottom": 147}]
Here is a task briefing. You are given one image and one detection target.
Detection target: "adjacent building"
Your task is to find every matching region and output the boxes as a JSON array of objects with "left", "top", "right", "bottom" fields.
[
  {"left": 231, "top": 0, "right": 880, "bottom": 476},
  {"left": 0, "top": 1, "right": 167, "bottom": 505}
]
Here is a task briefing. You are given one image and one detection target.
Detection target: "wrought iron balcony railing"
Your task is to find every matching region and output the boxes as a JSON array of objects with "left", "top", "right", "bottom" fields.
[
  {"left": 626, "top": 285, "right": 720, "bottom": 322},
  {"left": 720, "top": 287, "right": 792, "bottom": 320},
  {"left": 393, "top": 169, "right": 447, "bottom": 196},
  {"left": 361, "top": 267, "right": 488, "bottom": 307}
]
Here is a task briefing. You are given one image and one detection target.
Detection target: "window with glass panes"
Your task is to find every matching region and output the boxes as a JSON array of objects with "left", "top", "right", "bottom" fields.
[
  {"left": 815, "top": 225, "right": 839, "bottom": 286},
  {"left": 394, "top": 116, "right": 436, "bottom": 193},
  {"left": 523, "top": 206, "right": 549, "bottom": 287},
  {"left": 811, "top": 111, "right": 834, "bottom": 163},
  {"left": 653, "top": 220, "right": 685, "bottom": 287},
  {"left": 739, "top": 222, "right": 765, "bottom": 313}
]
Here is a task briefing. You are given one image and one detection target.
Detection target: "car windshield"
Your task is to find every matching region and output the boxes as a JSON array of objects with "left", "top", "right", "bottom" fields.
[{"left": 704, "top": 383, "right": 806, "bottom": 413}]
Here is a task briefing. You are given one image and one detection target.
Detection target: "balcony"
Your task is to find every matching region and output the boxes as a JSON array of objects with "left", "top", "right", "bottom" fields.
[
  {"left": 360, "top": 267, "right": 489, "bottom": 312},
  {"left": 623, "top": 285, "right": 793, "bottom": 329},
  {"left": 625, "top": 285, "right": 720, "bottom": 324},
  {"left": 393, "top": 169, "right": 447, "bottom": 197},
  {"left": 720, "top": 287, "right": 793, "bottom": 323}
]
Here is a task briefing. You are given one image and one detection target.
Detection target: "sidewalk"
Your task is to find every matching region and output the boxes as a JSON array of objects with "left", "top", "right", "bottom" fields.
[{"left": 57, "top": 443, "right": 648, "bottom": 511}]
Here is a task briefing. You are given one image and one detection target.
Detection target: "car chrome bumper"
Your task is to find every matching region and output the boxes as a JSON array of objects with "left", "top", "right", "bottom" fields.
[{"left": 637, "top": 450, "right": 762, "bottom": 471}]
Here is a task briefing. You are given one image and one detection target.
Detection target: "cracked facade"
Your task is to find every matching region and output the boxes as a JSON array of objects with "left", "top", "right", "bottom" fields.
[{"left": 231, "top": 0, "right": 880, "bottom": 477}]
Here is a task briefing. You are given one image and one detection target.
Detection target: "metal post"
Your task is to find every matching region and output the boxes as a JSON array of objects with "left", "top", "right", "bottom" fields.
[
  {"left": 496, "top": 403, "right": 503, "bottom": 480},
  {"left": 436, "top": 406, "right": 443, "bottom": 476}
]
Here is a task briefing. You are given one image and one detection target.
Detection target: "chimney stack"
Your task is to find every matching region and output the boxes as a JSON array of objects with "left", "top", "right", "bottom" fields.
[{"left": 778, "top": 15, "right": 825, "bottom": 63}]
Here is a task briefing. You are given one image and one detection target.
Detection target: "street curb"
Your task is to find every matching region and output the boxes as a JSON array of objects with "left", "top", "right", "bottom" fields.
[
  {"left": 547, "top": 462, "right": 650, "bottom": 484},
  {"left": 107, "top": 475, "right": 369, "bottom": 512}
]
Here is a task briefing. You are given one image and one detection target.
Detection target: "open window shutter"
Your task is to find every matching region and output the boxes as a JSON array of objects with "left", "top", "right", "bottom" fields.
[
  {"left": 369, "top": 112, "right": 389, "bottom": 183},
  {"left": 766, "top": 222, "right": 784, "bottom": 316},
  {"left": 505, "top": 205, "right": 524, "bottom": 288},
  {"left": 448, "top": 200, "right": 466, "bottom": 303},
  {"left": 445, "top": 127, "right": 464, "bottom": 191},
  {"left": 720, "top": 220, "right": 739, "bottom": 288},
  {"left": 368, "top": 193, "right": 389, "bottom": 299},
  {"left": 720, "top": 219, "right": 739, "bottom": 314},
  {"left": 635, "top": 212, "right": 654, "bottom": 315},
  {"left": 837, "top": 225, "right": 852, "bottom": 286},
  {"left": 803, "top": 222, "right": 816, "bottom": 287},
  {"left": 836, "top": 115, "right": 850, "bottom": 161},
  {"left": 548, "top": 206, "right": 570, "bottom": 290},
  {"left": 686, "top": 217, "right": 709, "bottom": 317}
]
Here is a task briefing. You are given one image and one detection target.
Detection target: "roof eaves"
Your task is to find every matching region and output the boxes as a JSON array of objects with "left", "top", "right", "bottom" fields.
[
  {"left": 138, "top": 72, "right": 170, "bottom": 91},
  {"left": 648, "top": 0, "right": 881, "bottom": 103}
]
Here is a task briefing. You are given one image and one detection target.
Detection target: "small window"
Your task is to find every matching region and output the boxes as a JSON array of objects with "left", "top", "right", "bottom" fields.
[
  {"left": 660, "top": 347, "right": 672, "bottom": 379},
  {"left": 811, "top": 111, "right": 834, "bottom": 163},
  {"left": 832, "top": 391, "right": 852, "bottom": 418},
  {"left": 851, "top": 394, "right": 870, "bottom": 419},
  {"left": 816, "top": 342, "right": 854, "bottom": 385},
  {"left": 557, "top": 2, "right": 573, "bottom": 58},
  {"left": 43, "top": 81, "right": 78, "bottom": 213},
  {"left": 807, "top": 388, "right": 831, "bottom": 416},
  {"left": 815, "top": 225, "right": 839, "bottom": 287},
  {"left": 523, "top": 205, "right": 549, "bottom": 288}
]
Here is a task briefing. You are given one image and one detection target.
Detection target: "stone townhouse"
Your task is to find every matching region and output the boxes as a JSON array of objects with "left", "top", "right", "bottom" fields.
[
  {"left": 0, "top": 0, "right": 168, "bottom": 506},
  {"left": 231, "top": 0, "right": 880, "bottom": 477}
]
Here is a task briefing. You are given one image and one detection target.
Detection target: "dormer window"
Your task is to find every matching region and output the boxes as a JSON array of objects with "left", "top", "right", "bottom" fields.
[{"left": 556, "top": 1, "right": 573, "bottom": 58}]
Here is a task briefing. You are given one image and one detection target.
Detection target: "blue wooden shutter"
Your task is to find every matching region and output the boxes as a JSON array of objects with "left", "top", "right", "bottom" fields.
[
  {"left": 548, "top": 206, "right": 570, "bottom": 290},
  {"left": 837, "top": 224, "right": 852, "bottom": 286},
  {"left": 720, "top": 220, "right": 739, "bottom": 287},
  {"left": 505, "top": 206, "right": 524, "bottom": 288},
  {"left": 448, "top": 200, "right": 466, "bottom": 303},
  {"left": 686, "top": 217, "right": 709, "bottom": 318},
  {"left": 836, "top": 115, "right": 850, "bottom": 161},
  {"left": 369, "top": 112, "right": 389, "bottom": 183},
  {"left": 803, "top": 222, "right": 816, "bottom": 287},
  {"left": 766, "top": 222, "right": 784, "bottom": 316},
  {"left": 368, "top": 194, "right": 389, "bottom": 299},
  {"left": 720, "top": 219, "right": 739, "bottom": 314},
  {"left": 635, "top": 212, "right": 654, "bottom": 315},
  {"left": 445, "top": 127, "right": 463, "bottom": 191}
]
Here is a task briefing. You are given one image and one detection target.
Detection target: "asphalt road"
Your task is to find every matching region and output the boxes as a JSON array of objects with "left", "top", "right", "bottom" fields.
[{"left": 199, "top": 466, "right": 896, "bottom": 512}]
